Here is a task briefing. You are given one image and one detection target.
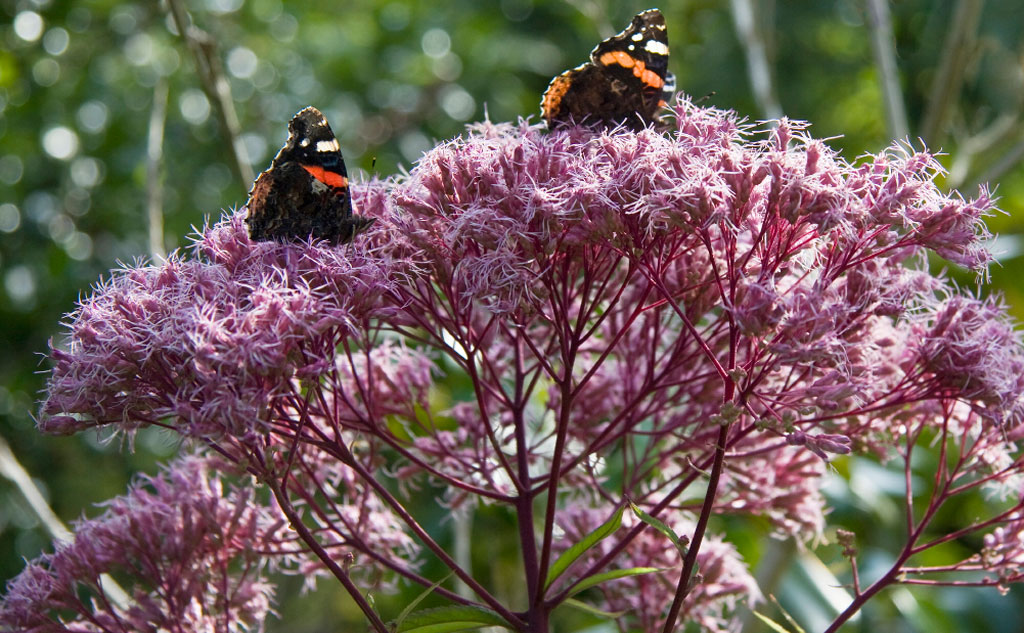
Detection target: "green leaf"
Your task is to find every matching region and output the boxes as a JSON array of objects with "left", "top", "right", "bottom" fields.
[
  {"left": 393, "top": 605, "right": 512, "bottom": 633},
  {"left": 559, "top": 597, "right": 627, "bottom": 619},
  {"left": 752, "top": 611, "right": 798, "bottom": 633},
  {"left": 768, "top": 594, "right": 807, "bottom": 633},
  {"left": 567, "top": 566, "right": 663, "bottom": 597},
  {"left": 393, "top": 572, "right": 454, "bottom": 631},
  {"left": 628, "top": 502, "right": 689, "bottom": 556},
  {"left": 544, "top": 505, "right": 624, "bottom": 590}
]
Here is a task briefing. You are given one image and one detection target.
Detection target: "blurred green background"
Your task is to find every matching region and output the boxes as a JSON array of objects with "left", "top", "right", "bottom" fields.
[{"left": 2, "top": 1, "right": 1023, "bottom": 631}]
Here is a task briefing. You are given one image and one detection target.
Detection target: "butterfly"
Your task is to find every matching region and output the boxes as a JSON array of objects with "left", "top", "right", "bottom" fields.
[
  {"left": 541, "top": 8, "right": 675, "bottom": 130},
  {"left": 246, "top": 106, "right": 374, "bottom": 244}
]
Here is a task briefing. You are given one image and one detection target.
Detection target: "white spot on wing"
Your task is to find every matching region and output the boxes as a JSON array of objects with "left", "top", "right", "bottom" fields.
[
  {"left": 299, "top": 138, "right": 310, "bottom": 147},
  {"left": 316, "top": 139, "right": 340, "bottom": 153},
  {"left": 645, "top": 40, "right": 669, "bottom": 56},
  {"left": 631, "top": 32, "right": 643, "bottom": 41}
]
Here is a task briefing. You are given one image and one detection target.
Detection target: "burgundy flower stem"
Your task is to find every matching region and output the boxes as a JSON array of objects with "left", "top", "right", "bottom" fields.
[
  {"left": 937, "top": 459, "right": 1024, "bottom": 500},
  {"left": 269, "top": 441, "right": 473, "bottom": 604},
  {"left": 281, "top": 451, "right": 469, "bottom": 602},
  {"left": 912, "top": 506, "right": 1024, "bottom": 554},
  {"left": 571, "top": 275, "right": 654, "bottom": 391},
  {"left": 510, "top": 334, "right": 542, "bottom": 621},
  {"left": 288, "top": 408, "right": 512, "bottom": 502},
  {"left": 826, "top": 427, "right": 965, "bottom": 631},
  {"left": 265, "top": 476, "right": 390, "bottom": 633},
  {"left": 354, "top": 541, "right": 477, "bottom": 606},
  {"left": 901, "top": 564, "right": 995, "bottom": 575},
  {"left": 548, "top": 417, "right": 762, "bottom": 607},
  {"left": 662, "top": 421, "right": 733, "bottom": 633},
  {"left": 511, "top": 324, "right": 560, "bottom": 390},
  {"left": 576, "top": 259, "right": 640, "bottom": 343},
  {"left": 554, "top": 334, "right": 713, "bottom": 483},
  {"left": 903, "top": 430, "right": 917, "bottom": 538},
  {"left": 824, "top": 555, "right": 908, "bottom": 633},
  {"left": 274, "top": 342, "right": 516, "bottom": 501},
  {"left": 459, "top": 342, "right": 526, "bottom": 490},
  {"left": 275, "top": 470, "right": 435, "bottom": 593},
  {"left": 899, "top": 578, "right": 1016, "bottom": 587},
  {"left": 546, "top": 477, "right": 701, "bottom": 606},
  {"left": 389, "top": 291, "right": 528, "bottom": 487},
  {"left": 326, "top": 440, "right": 523, "bottom": 628},
  {"left": 545, "top": 354, "right": 671, "bottom": 486},
  {"left": 536, "top": 339, "right": 580, "bottom": 613},
  {"left": 641, "top": 266, "right": 730, "bottom": 384}
]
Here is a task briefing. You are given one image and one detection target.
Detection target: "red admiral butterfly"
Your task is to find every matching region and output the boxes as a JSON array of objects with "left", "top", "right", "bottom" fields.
[
  {"left": 246, "top": 106, "right": 374, "bottom": 244},
  {"left": 541, "top": 8, "right": 675, "bottom": 130}
]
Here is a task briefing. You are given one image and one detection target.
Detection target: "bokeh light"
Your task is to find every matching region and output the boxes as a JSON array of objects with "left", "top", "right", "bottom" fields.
[
  {"left": 13, "top": 11, "right": 44, "bottom": 42},
  {"left": 41, "top": 127, "right": 79, "bottom": 161}
]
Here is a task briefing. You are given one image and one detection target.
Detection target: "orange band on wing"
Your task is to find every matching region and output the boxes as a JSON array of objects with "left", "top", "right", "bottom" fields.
[
  {"left": 597, "top": 51, "right": 665, "bottom": 89},
  {"left": 301, "top": 164, "right": 348, "bottom": 188},
  {"left": 542, "top": 75, "right": 573, "bottom": 116},
  {"left": 599, "top": 51, "right": 636, "bottom": 69}
]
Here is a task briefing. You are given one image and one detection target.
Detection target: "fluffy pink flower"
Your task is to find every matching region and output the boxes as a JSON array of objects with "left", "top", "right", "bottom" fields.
[
  {"left": 555, "top": 503, "right": 760, "bottom": 633},
  {"left": 40, "top": 214, "right": 400, "bottom": 444},
  {"left": 915, "top": 293, "right": 1024, "bottom": 425},
  {"left": 28, "top": 95, "right": 1024, "bottom": 632},
  {"left": 0, "top": 455, "right": 288, "bottom": 632},
  {"left": 982, "top": 511, "right": 1024, "bottom": 591}
]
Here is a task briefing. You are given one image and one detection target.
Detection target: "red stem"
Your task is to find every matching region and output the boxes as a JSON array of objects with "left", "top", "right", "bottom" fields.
[
  {"left": 266, "top": 476, "right": 390, "bottom": 633},
  {"left": 660, "top": 421, "right": 732, "bottom": 633}
]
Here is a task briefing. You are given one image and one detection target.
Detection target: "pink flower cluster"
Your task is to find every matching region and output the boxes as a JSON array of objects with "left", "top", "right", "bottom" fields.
[
  {"left": 8, "top": 96, "right": 1024, "bottom": 632},
  {"left": 39, "top": 216, "right": 401, "bottom": 443},
  {"left": 0, "top": 456, "right": 287, "bottom": 632}
]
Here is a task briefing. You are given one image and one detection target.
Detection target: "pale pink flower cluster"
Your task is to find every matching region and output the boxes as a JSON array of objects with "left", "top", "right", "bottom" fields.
[
  {"left": 982, "top": 513, "right": 1024, "bottom": 591},
  {"left": 7, "top": 96, "right": 1024, "bottom": 632},
  {"left": 0, "top": 456, "right": 287, "bottom": 632}
]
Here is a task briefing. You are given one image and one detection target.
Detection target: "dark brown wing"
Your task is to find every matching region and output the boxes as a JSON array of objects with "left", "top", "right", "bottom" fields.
[
  {"left": 541, "top": 9, "right": 673, "bottom": 130},
  {"left": 245, "top": 160, "right": 373, "bottom": 245},
  {"left": 541, "top": 63, "right": 657, "bottom": 130}
]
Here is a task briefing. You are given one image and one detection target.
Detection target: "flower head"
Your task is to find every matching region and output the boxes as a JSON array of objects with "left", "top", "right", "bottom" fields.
[
  {"left": 30, "top": 94, "right": 1024, "bottom": 630},
  {"left": 0, "top": 455, "right": 289, "bottom": 632},
  {"left": 40, "top": 212, "right": 399, "bottom": 443}
]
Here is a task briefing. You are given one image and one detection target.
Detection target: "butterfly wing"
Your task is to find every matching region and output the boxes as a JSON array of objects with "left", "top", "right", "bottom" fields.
[{"left": 590, "top": 9, "right": 671, "bottom": 114}]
